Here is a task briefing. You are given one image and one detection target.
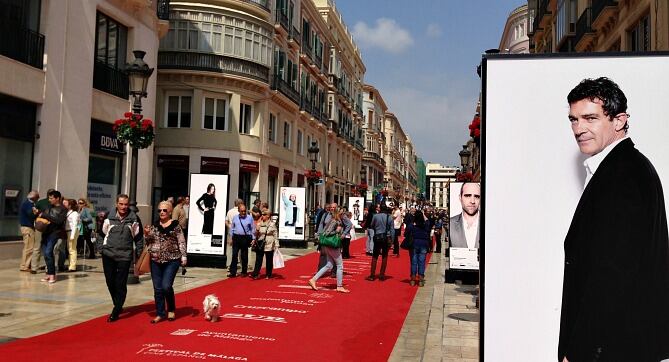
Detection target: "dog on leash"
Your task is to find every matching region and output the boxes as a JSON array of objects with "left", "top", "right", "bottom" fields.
[{"left": 203, "top": 294, "right": 220, "bottom": 322}]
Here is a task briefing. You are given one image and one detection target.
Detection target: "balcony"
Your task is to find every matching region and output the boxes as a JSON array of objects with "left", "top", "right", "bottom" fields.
[
  {"left": 574, "top": 7, "right": 596, "bottom": 51},
  {"left": 241, "top": 0, "right": 270, "bottom": 12},
  {"left": 275, "top": 11, "right": 289, "bottom": 33},
  {"left": 328, "top": 74, "right": 340, "bottom": 90},
  {"left": 591, "top": 0, "right": 618, "bottom": 30},
  {"left": 158, "top": 51, "right": 269, "bottom": 83},
  {"left": 289, "top": 26, "right": 301, "bottom": 47},
  {"left": 0, "top": 23, "right": 44, "bottom": 69},
  {"left": 300, "top": 96, "right": 314, "bottom": 116},
  {"left": 271, "top": 76, "right": 300, "bottom": 105},
  {"left": 533, "top": 0, "right": 551, "bottom": 33},
  {"left": 93, "top": 60, "right": 129, "bottom": 99},
  {"left": 156, "top": 0, "right": 170, "bottom": 20}
]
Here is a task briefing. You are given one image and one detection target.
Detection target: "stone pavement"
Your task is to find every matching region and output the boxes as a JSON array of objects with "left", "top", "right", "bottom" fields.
[{"left": 0, "top": 240, "right": 479, "bottom": 360}]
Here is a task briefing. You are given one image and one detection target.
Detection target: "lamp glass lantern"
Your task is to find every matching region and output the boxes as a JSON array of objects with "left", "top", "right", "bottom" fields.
[
  {"left": 459, "top": 145, "right": 471, "bottom": 171},
  {"left": 308, "top": 141, "right": 319, "bottom": 169},
  {"left": 125, "top": 50, "right": 154, "bottom": 114}
]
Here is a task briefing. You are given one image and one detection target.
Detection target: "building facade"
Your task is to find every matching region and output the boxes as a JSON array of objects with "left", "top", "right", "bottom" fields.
[
  {"left": 528, "top": 0, "right": 669, "bottom": 53},
  {"left": 425, "top": 162, "right": 458, "bottom": 210},
  {"left": 500, "top": 4, "right": 530, "bottom": 53},
  {"left": 154, "top": 0, "right": 365, "bottom": 214},
  {"left": 0, "top": 0, "right": 167, "bottom": 240},
  {"left": 361, "top": 84, "right": 387, "bottom": 199}
]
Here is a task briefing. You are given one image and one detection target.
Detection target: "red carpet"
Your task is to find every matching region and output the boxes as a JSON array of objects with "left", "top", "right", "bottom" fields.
[{"left": 1, "top": 237, "right": 424, "bottom": 361}]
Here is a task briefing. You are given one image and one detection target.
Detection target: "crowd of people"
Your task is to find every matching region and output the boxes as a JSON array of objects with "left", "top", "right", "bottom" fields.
[{"left": 18, "top": 189, "right": 448, "bottom": 323}]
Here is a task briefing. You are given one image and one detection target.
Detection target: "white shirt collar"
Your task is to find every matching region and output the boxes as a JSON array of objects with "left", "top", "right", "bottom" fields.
[{"left": 583, "top": 136, "right": 628, "bottom": 188}]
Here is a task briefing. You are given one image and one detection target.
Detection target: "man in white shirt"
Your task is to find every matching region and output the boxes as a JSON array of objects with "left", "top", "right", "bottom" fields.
[
  {"left": 391, "top": 206, "right": 403, "bottom": 256},
  {"left": 225, "top": 198, "right": 244, "bottom": 240},
  {"left": 448, "top": 183, "right": 480, "bottom": 249}
]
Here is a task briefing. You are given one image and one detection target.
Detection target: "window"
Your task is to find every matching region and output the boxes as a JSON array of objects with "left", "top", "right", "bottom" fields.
[
  {"left": 95, "top": 12, "right": 128, "bottom": 69},
  {"left": 166, "top": 94, "right": 192, "bottom": 128},
  {"left": 297, "top": 129, "right": 303, "bottom": 155},
  {"left": 283, "top": 121, "right": 291, "bottom": 149},
  {"left": 268, "top": 113, "right": 277, "bottom": 142},
  {"left": 629, "top": 15, "right": 650, "bottom": 52},
  {"left": 555, "top": 0, "right": 576, "bottom": 45},
  {"left": 203, "top": 97, "right": 227, "bottom": 131},
  {"left": 239, "top": 103, "right": 253, "bottom": 134}
]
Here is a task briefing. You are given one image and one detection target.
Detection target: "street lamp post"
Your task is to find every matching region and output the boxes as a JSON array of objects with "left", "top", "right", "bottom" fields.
[
  {"left": 459, "top": 144, "right": 471, "bottom": 173},
  {"left": 307, "top": 141, "right": 320, "bottom": 243},
  {"left": 359, "top": 167, "right": 367, "bottom": 204},
  {"left": 123, "top": 50, "right": 154, "bottom": 285}
]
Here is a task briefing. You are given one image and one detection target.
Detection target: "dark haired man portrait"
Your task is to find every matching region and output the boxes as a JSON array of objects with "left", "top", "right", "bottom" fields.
[{"left": 558, "top": 77, "right": 669, "bottom": 362}]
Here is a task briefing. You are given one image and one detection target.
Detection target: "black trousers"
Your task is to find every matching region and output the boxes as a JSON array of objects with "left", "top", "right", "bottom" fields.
[
  {"left": 229, "top": 234, "right": 250, "bottom": 276},
  {"left": 341, "top": 237, "right": 351, "bottom": 258},
  {"left": 253, "top": 249, "right": 275, "bottom": 277},
  {"left": 102, "top": 254, "right": 131, "bottom": 313},
  {"left": 434, "top": 231, "right": 442, "bottom": 253}
]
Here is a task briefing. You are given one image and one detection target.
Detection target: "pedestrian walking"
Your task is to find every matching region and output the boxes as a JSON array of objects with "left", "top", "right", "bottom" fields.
[
  {"left": 366, "top": 204, "right": 394, "bottom": 281},
  {"left": 308, "top": 207, "right": 349, "bottom": 293},
  {"left": 407, "top": 210, "right": 430, "bottom": 286},
  {"left": 227, "top": 204, "right": 255, "bottom": 278},
  {"left": 38, "top": 190, "right": 67, "bottom": 284},
  {"left": 60, "top": 199, "right": 80, "bottom": 272},
  {"left": 251, "top": 209, "right": 279, "bottom": 279},
  {"left": 19, "top": 191, "right": 39, "bottom": 272},
  {"left": 77, "top": 198, "right": 96, "bottom": 259}
]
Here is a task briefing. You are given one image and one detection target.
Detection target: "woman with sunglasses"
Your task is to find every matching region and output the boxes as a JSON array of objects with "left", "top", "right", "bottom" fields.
[{"left": 143, "top": 200, "right": 187, "bottom": 323}]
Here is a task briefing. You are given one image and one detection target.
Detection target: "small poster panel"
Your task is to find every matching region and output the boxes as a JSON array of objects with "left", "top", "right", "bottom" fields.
[
  {"left": 448, "top": 182, "right": 480, "bottom": 271},
  {"left": 278, "top": 187, "right": 305, "bottom": 240},
  {"left": 187, "top": 174, "right": 229, "bottom": 255},
  {"left": 348, "top": 197, "right": 364, "bottom": 228}
]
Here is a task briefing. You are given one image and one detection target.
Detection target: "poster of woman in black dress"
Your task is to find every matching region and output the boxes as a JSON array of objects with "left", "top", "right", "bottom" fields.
[{"left": 196, "top": 183, "right": 217, "bottom": 234}]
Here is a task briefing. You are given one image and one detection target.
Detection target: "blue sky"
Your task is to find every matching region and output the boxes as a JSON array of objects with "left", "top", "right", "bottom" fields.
[{"left": 333, "top": 0, "right": 526, "bottom": 166}]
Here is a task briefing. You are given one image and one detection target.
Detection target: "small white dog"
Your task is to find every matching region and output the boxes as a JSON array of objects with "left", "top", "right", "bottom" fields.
[{"left": 203, "top": 294, "right": 220, "bottom": 322}]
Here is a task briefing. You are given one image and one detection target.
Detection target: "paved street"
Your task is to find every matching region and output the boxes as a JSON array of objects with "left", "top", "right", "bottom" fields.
[{"left": 0, "top": 240, "right": 479, "bottom": 360}]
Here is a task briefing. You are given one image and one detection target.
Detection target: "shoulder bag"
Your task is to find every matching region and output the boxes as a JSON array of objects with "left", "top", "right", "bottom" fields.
[
  {"left": 252, "top": 224, "right": 268, "bottom": 252},
  {"left": 135, "top": 246, "right": 151, "bottom": 275},
  {"left": 318, "top": 220, "right": 341, "bottom": 248}
]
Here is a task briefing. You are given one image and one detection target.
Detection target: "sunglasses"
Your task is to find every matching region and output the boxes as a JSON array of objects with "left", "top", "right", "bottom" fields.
[{"left": 159, "top": 209, "right": 169, "bottom": 212}]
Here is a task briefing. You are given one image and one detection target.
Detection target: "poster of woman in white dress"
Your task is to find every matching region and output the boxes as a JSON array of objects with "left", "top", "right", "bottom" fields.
[
  {"left": 187, "top": 174, "right": 229, "bottom": 255},
  {"left": 278, "top": 187, "right": 305, "bottom": 240},
  {"left": 348, "top": 197, "right": 364, "bottom": 228}
]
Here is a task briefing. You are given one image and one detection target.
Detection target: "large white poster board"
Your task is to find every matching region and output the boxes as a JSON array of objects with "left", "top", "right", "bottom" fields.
[
  {"left": 348, "top": 197, "right": 364, "bottom": 228},
  {"left": 187, "top": 174, "right": 229, "bottom": 255},
  {"left": 483, "top": 54, "right": 669, "bottom": 361},
  {"left": 448, "top": 182, "right": 480, "bottom": 270},
  {"left": 278, "top": 187, "right": 305, "bottom": 240}
]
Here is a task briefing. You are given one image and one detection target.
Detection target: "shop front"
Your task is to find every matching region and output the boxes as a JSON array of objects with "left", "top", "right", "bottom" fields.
[
  {"left": 156, "top": 154, "right": 189, "bottom": 209},
  {"left": 0, "top": 94, "right": 36, "bottom": 241},
  {"left": 238, "top": 159, "right": 259, "bottom": 207},
  {"left": 87, "top": 120, "right": 124, "bottom": 215}
]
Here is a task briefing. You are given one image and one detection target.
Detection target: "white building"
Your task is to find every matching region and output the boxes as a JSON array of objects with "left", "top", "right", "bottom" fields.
[{"left": 425, "top": 162, "right": 458, "bottom": 210}]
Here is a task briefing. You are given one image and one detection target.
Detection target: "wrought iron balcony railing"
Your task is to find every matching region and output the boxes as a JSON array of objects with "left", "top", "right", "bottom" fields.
[
  {"left": 592, "top": 0, "right": 617, "bottom": 25},
  {"left": 0, "top": 23, "right": 44, "bottom": 69},
  {"left": 158, "top": 51, "right": 269, "bottom": 83},
  {"left": 574, "top": 7, "right": 594, "bottom": 47},
  {"left": 93, "top": 60, "right": 129, "bottom": 99},
  {"left": 271, "top": 76, "right": 300, "bottom": 105},
  {"left": 275, "top": 11, "right": 288, "bottom": 32}
]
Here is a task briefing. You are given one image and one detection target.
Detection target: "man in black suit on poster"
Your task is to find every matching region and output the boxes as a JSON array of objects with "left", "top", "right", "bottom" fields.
[{"left": 558, "top": 77, "right": 669, "bottom": 362}]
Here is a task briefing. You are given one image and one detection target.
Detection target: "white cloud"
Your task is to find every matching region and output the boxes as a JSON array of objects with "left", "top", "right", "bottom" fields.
[
  {"left": 426, "top": 23, "right": 442, "bottom": 38},
  {"left": 381, "top": 87, "right": 476, "bottom": 166},
  {"left": 352, "top": 18, "right": 413, "bottom": 54}
]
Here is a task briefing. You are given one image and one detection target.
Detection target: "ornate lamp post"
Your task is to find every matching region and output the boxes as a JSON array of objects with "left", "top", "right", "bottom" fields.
[
  {"left": 121, "top": 50, "right": 154, "bottom": 284},
  {"left": 359, "top": 167, "right": 367, "bottom": 200},
  {"left": 307, "top": 141, "right": 320, "bottom": 243},
  {"left": 459, "top": 144, "right": 471, "bottom": 173}
]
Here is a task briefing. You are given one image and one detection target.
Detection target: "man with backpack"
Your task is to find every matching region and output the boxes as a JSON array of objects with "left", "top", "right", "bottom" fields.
[{"left": 366, "top": 204, "right": 394, "bottom": 281}]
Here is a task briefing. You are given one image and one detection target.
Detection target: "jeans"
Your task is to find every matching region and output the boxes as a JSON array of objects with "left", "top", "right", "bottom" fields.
[
  {"left": 366, "top": 229, "right": 374, "bottom": 253},
  {"left": 313, "top": 246, "right": 344, "bottom": 287},
  {"left": 411, "top": 246, "right": 428, "bottom": 276},
  {"left": 42, "top": 233, "right": 60, "bottom": 275},
  {"left": 102, "top": 254, "right": 131, "bottom": 312},
  {"left": 252, "top": 249, "right": 274, "bottom": 277},
  {"left": 229, "top": 234, "right": 250, "bottom": 276},
  {"left": 150, "top": 259, "right": 180, "bottom": 318}
]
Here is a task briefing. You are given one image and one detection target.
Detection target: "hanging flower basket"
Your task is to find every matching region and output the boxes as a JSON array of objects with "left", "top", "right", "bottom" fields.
[
  {"left": 456, "top": 172, "right": 474, "bottom": 182},
  {"left": 468, "top": 115, "right": 481, "bottom": 145},
  {"left": 305, "top": 169, "right": 322, "bottom": 183},
  {"left": 113, "top": 112, "right": 155, "bottom": 149}
]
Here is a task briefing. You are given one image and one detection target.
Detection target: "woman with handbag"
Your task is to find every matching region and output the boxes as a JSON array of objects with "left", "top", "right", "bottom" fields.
[
  {"left": 251, "top": 209, "right": 279, "bottom": 279},
  {"left": 143, "top": 201, "right": 187, "bottom": 323},
  {"left": 308, "top": 208, "right": 349, "bottom": 293},
  {"left": 77, "top": 198, "right": 96, "bottom": 259},
  {"left": 406, "top": 210, "right": 431, "bottom": 287}
]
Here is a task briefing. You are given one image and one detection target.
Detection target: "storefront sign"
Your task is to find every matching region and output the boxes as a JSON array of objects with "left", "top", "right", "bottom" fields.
[
  {"left": 158, "top": 155, "right": 189, "bottom": 169},
  {"left": 90, "top": 130, "right": 125, "bottom": 155},
  {"left": 239, "top": 160, "right": 259, "bottom": 173},
  {"left": 201, "top": 157, "right": 229, "bottom": 174}
]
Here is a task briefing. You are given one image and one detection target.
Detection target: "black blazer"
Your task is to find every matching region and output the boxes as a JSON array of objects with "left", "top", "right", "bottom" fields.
[{"left": 558, "top": 138, "right": 669, "bottom": 361}]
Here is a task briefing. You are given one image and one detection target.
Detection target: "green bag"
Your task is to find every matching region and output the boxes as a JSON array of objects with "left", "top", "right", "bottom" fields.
[{"left": 319, "top": 233, "right": 341, "bottom": 248}]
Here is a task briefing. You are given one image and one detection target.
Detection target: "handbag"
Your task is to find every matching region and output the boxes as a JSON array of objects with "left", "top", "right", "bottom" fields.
[
  {"left": 319, "top": 233, "right": 341, "bottom": 248},
  {"left": 252, "top": 225, "right": 268, "bottom": 252},
  {"left": 135, "top": 246, "right": 151, "bottom": 275},
  {"left": 400, "top": 234, "right": 413, "bottom": 250},
  {"left": 35, "top": 217, "right": 50, "bottom": 232},
  {"left": 273, "top": 248, "right": 285, "bottom": 269}
]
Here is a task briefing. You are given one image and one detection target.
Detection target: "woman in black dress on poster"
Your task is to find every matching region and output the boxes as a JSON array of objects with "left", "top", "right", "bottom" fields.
[{"left": 196, "top": 184, "right": 217, "bottom": 234}]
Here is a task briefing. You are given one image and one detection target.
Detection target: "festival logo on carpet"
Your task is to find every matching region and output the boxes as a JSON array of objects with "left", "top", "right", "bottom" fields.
[
  {"left": 233, "top": 304, "right": 308, "bottom": 314},
  {"left": 171, "top": 329, "right": 197, "bottom": 336},
  {"left": 136, "top": 343, "right": 248, "bottom": 360},
  {"left": 220, "top": 313, "right": 287, "bottom": 323}
]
